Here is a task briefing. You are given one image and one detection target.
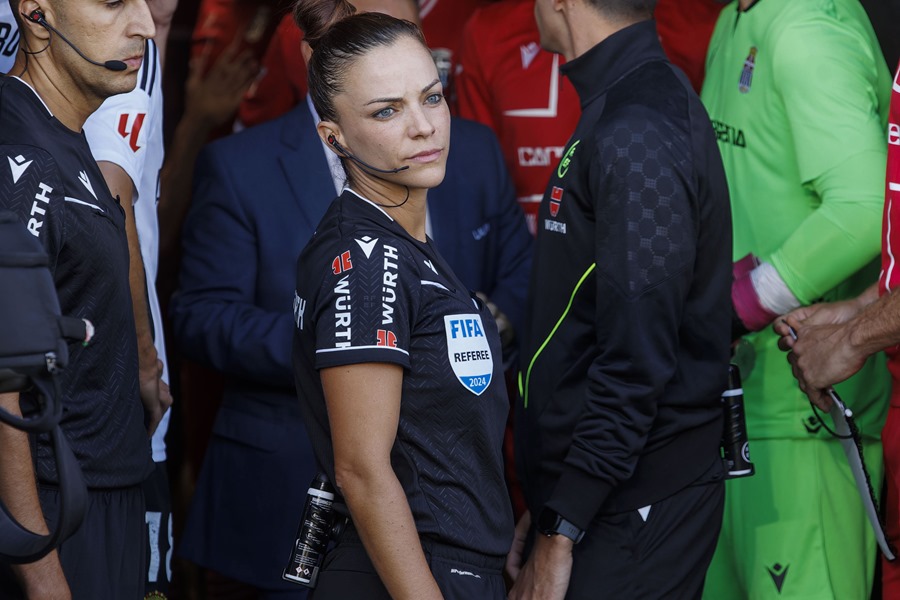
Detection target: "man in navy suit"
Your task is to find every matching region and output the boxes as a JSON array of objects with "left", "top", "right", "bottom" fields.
[{"left": 170, "top": 1, "right": 532, "bottom": 596}]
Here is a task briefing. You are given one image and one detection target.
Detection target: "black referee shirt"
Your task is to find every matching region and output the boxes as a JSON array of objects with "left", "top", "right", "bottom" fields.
[
  {"left": 293, "top": 189, "right": 513, "bottom": 558},
  {"left": 0, "top": 76, "right": 153, "bottom": 488}
]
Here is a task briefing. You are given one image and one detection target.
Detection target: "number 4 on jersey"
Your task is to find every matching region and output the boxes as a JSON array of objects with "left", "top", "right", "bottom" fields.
[{"left": 117, "top": 113, "right": 146, "bottom": 153}]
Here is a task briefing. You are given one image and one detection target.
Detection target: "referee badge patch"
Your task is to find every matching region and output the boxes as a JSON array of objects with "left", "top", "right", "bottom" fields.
[{"left": 444, "top": 315, "right": 493, "bottom": 396}]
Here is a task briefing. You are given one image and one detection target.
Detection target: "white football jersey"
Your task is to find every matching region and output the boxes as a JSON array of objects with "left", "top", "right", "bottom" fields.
[
  {"left": 84, "top": 39, "right": 169, "bottom": 462},
  {"left": 0, "top": 4, "right": 19, "bottom": 74}
]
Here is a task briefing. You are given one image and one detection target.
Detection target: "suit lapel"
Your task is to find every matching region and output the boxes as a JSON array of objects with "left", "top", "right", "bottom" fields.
[
  {"left": 278, "top": 102, "right": 337, "bottom": 233},
  {"left": 428, "top": 118, "right": 465, "bottom": 270},
  {"left": 428, "top": 176, "right": 461, "bottom": 271}
]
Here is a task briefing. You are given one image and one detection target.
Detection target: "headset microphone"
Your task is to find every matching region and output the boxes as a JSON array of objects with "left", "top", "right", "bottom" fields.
[
  {"left": 27, "top": 10, "right": 128, "bottom": 72},
  {"left": 327, "top": 135, "right": 409, "bottom": 175}
]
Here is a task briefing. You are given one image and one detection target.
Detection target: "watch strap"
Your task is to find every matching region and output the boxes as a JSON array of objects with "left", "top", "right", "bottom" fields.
[
  {"left": 538, "top": 508, "right": 585, "bottom": 544},
  {"left": 553, "top": 517, "right": 584, "bottom": 544}
]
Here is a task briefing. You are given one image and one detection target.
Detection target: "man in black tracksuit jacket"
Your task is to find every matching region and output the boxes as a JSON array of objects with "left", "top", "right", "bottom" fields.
[{"left": 509, "top": 2, "right": 733, "bottom": 598}]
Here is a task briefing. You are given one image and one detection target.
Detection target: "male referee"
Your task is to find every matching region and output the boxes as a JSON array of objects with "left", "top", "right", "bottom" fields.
[
  {"left": 0, "top": 0, "right": 156, "bottom": 597},
  {"left": 509, "top": 0, "right": 732, "bottom": 598}
]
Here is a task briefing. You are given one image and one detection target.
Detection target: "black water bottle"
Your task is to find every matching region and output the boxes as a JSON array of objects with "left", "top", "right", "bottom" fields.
[
  {"left": 721, "top": 364, "right": 755, "bottom": 479},
  {"left": 282, "top": 474, "right": 335, "bottom": 588}
]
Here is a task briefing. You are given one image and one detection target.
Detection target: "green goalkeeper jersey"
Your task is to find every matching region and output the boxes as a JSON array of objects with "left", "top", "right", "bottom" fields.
[{"left": 701, "top": 0, "right": 891, "bottom": 439}]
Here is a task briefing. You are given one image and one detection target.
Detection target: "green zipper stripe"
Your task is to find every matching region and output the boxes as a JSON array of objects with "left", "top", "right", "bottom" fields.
[{"left": 522, "top": 263, "right": 597, "bottom": 409}]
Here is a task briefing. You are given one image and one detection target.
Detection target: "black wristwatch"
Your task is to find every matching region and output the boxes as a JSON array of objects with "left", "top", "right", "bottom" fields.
[{"left": 536, "top": 508, "right": 585, "bottom": 544}]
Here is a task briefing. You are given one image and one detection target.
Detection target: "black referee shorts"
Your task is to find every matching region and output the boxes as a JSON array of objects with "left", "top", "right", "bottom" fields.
[
  {"left": 311, "top": 529, "right": 506, "bottom": 600},
  {"left": 566, "top": 458, "right": 725, "bottom": 600},
  {"left": 0, "top": 484, "right": 146, "bottom": 599}
]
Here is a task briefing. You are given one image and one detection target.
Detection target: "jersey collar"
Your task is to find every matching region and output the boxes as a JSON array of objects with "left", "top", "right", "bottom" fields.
[
  {"left": 10, "top": 76, "right": 54, "bottom": 117},
  {"left": 561, "top": 19, "right": 667, "bottom": 108}
]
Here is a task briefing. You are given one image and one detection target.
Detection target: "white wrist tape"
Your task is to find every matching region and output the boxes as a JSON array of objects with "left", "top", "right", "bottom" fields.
[{"left": 751, "top": 261, "right": 801, "bottom": 316}]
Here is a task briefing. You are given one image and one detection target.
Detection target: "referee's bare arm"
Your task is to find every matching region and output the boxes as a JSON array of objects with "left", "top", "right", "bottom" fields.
[
  {"left": 0, "top": 392, "right": 71, "bottom": 599},
  {"left": 323, "top": 364, "right": 444, "bottom": 600}
]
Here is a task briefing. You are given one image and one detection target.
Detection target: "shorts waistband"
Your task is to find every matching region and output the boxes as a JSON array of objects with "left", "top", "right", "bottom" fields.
[
  {"left": 37, "top": 482, "right": 143, "bottom": 494},
  {"left": 338, "top": 523, "right": 505, "bottom": 571}
]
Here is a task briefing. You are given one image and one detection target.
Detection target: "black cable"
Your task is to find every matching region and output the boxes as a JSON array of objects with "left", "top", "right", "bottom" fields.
[
  {"left": 369, "top": 185, "right": 410, "bottom": 210},
  {"left": 809, "top": 400, "right": 852, "bottom": 440},
  {"left": 21, "top": 41, "right": 49, "bottom": 56}
]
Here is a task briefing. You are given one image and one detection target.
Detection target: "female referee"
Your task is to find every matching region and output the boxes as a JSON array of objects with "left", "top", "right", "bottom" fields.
[{"left": 290, "top": 1, "right": 514, "bottom": 598}]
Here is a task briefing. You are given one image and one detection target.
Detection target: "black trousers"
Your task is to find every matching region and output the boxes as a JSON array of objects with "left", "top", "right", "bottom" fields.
[
  {"left": 565, "top": 461, "right": 725, "bottom": 600},
  {"left": 310, "top": 531, "right": 506, "bottom": 600}
]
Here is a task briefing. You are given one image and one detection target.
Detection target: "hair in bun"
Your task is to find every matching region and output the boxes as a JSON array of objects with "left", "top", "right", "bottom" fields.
[
  {"left": 292, "top": 0, "right": 427, "bottom": 123},
  {"left": 293, "top": 0, "right": 356, "bottom": 52}
]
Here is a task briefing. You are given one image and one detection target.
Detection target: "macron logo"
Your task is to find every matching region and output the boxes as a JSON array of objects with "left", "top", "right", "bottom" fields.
[
  {"left": 520, "top": 42, "right": 540, "bottom": 70},
  {"left": 355, "top": 236, "right": 379, "bottom": 259},
  {"left": 78, "top": 170, "right": 97, "bottom": 200},
  {"left": 8, "top": 155, "right": 33, "bottom": 184},
  {"left": 766, "top": 563, "right": 789, "bottom": 594}
]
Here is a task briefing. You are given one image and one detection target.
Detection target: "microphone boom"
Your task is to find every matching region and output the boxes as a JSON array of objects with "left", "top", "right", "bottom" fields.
[
  {"left": 327, "top": 135, "right": 409, "bottom": 175},
  {"left": 27, "top": 10, "right": 128, "bottom": 72}
]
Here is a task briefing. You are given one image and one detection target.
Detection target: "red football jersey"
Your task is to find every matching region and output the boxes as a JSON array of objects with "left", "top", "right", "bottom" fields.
[
  {"left": 419, "top": 0, "right": 491, "bottom": 103},
  {"left": 419, "top": 0, "right": 489, "bottom": 52},
  {"left": 420, "top": 2, "right": 489, "bottom": 69},
  {"left": 654, "top": 0, "right": 724, "bottom": 93},
  {"left": 456, "top": 0, "right": 581, "bottom": 236},
  {"left": 880, "top": 63, "right": 900, "bottom": 384},
  {"left": 237, "top": 2, "right": 488, "bottom": 128}
]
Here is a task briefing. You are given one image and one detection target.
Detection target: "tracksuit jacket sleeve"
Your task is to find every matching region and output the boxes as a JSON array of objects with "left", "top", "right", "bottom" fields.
[{"left": 545, "top": 108, "right": 698, "bottom": 529}]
